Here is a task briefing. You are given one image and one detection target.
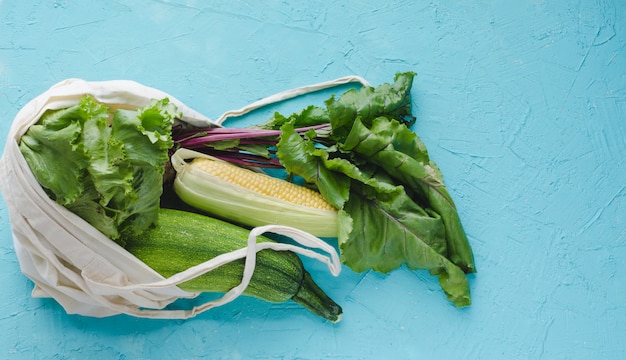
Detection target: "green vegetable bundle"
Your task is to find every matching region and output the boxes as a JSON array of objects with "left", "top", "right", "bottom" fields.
[
  {"left": 174, "top": 72, "right": 476, "bottom": 307},
  {"left": 11, "top": 72, "right": 475, "bottom": 323},
  {"left": 16, "top": 93, "right": 342, "bottom": 321},
  {"left": 19, "top": 96, "right": 178, "bottom": 244}
]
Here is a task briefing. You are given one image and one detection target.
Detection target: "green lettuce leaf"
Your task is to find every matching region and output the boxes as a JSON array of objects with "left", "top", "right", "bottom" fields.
[
  {"left": 109, "top": 99, "right": 178, "bottom": 238},
  {"left": 19, "top": 97, "right": 99, "bottom": 205},
  {"left": 19, "top": 96, "right": 179, "bottom": 244},
  {"left": 82, "top": 101, "right": 134, "bottom": 207},
  {"left": 65, "top": 180, "right": 119, "bottom": 238}
]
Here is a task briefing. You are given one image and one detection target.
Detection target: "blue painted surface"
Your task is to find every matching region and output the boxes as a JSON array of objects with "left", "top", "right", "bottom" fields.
[{"left": 1, "top": 1, "right": 625, "bottom": 359}]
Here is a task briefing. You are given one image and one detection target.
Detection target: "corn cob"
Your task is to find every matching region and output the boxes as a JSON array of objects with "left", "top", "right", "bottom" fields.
[
  {"left": 193, "top": 158, "right": 335, "bottom": 211},
  {"left": 173, "top": 156, "right": 339, "bottom": 237}
]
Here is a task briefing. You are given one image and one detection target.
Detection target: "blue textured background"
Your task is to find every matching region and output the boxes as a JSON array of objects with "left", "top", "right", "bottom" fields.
[{"left": 1, "top": 1, "right": 625, "bottom": 359}]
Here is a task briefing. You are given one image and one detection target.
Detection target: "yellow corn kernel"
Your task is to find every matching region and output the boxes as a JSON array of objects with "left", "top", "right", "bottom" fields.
[{"left": 190, "top": 158, "right": 335, "bottom": 211}]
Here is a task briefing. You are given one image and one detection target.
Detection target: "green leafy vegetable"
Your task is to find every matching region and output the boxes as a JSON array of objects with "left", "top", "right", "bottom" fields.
[
  {"left": 19, "top": 96, "right": 179, "bottom": 244},
  {"left": 275, "top": 121, "right": 350, "bottom": 209},
  {"left": 325, "top": 71, "right": 416, "bottom": 138},
  {"left": 342, "top": 116, "right": 475, "bottom": 273},
  {"left": 276, "top": 72, "right": 475, "bottom": 306},
  {"left": 171, "top": 71, "right": 476, "bottom": 307}
]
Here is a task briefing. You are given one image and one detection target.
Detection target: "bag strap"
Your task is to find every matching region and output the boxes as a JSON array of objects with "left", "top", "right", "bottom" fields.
[{"left": 214, "top": 75, "right": 371, "bottom": 125}]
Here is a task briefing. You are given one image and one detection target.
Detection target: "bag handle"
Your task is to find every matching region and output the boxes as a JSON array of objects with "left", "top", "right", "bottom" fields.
[{"left": 214, "top": 75, "right": 371, "bottom": 125}]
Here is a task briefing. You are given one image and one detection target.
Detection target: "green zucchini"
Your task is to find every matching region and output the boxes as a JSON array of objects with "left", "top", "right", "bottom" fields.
[{"left": 123, "top": 208, "right": 342, "bottom": 322}]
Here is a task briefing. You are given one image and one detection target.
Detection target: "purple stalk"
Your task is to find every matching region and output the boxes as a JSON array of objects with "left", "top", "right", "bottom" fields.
[
  {"left": 172, "top": 123, "right": 331, "bottom": 169},
  {"left": 209, "top": 152, "right": 283, "bottom": 168},
  {"left": 174, "top": 124, "right": 330, "bottom": 147}
]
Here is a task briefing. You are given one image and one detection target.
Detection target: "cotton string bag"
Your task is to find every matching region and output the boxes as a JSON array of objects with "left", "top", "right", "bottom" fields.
[{"left": 0, "top": 76, "right": 369, "bottom": 319}]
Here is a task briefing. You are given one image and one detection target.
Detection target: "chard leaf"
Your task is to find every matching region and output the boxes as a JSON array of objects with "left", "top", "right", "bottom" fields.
[
  {"left": 258, "top": 106, "right": 330, "bottom": 129},
  {"left": 339, "top": 181, "right": 447, "bottom": 272},
  {"left": 342, "top": 116, "right": 475, "bottom": 273},
  {"left": 271, "top": 72, "right": 474, "bottom": 306},
  {"left": 327, "top": 72, "right": 416, "bottom": 139},
  {"left": 276, "top": 121, "right": 350, "bottom": 209},
  {"left": 195, "top": 140, "right": 273, "bottom": 159},
  {"left": 341, "top": 183, "right": 470, "bottom": 307},
  {"left": 277, "top": 116, "right": 467, "bottom": 304},
  {"left": 258, "top": 72, "right": 415, "bottom": 135},
  {"left": 236, "top": 143, "right": 274, "bottom": 159},
  {"left": 319, "top": 152, "right": 452, "bottom": 282}
]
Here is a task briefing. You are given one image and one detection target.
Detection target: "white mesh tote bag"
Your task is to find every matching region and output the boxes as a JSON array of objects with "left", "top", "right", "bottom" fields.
[{"left": 0, "top": 76, "right": 368, "bottom": 319}]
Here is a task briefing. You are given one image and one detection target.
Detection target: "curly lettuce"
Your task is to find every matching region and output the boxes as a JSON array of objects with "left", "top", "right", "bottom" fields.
[{"left": 19, "top": 96, "right": 179, "bottom": 245}]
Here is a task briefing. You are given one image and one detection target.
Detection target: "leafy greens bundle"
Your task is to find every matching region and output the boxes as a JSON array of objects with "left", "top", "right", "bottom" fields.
[
  {"left": 174, "top": 72, "right": 475, "bottom": 306},
  {"left": 20, "top": 96, "right": 179, "bottom": 244}
]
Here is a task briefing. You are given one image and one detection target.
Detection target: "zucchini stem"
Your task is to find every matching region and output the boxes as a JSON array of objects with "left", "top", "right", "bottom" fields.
[{"left": 291, "top": 271, "right": 342, "bottom": 323}]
